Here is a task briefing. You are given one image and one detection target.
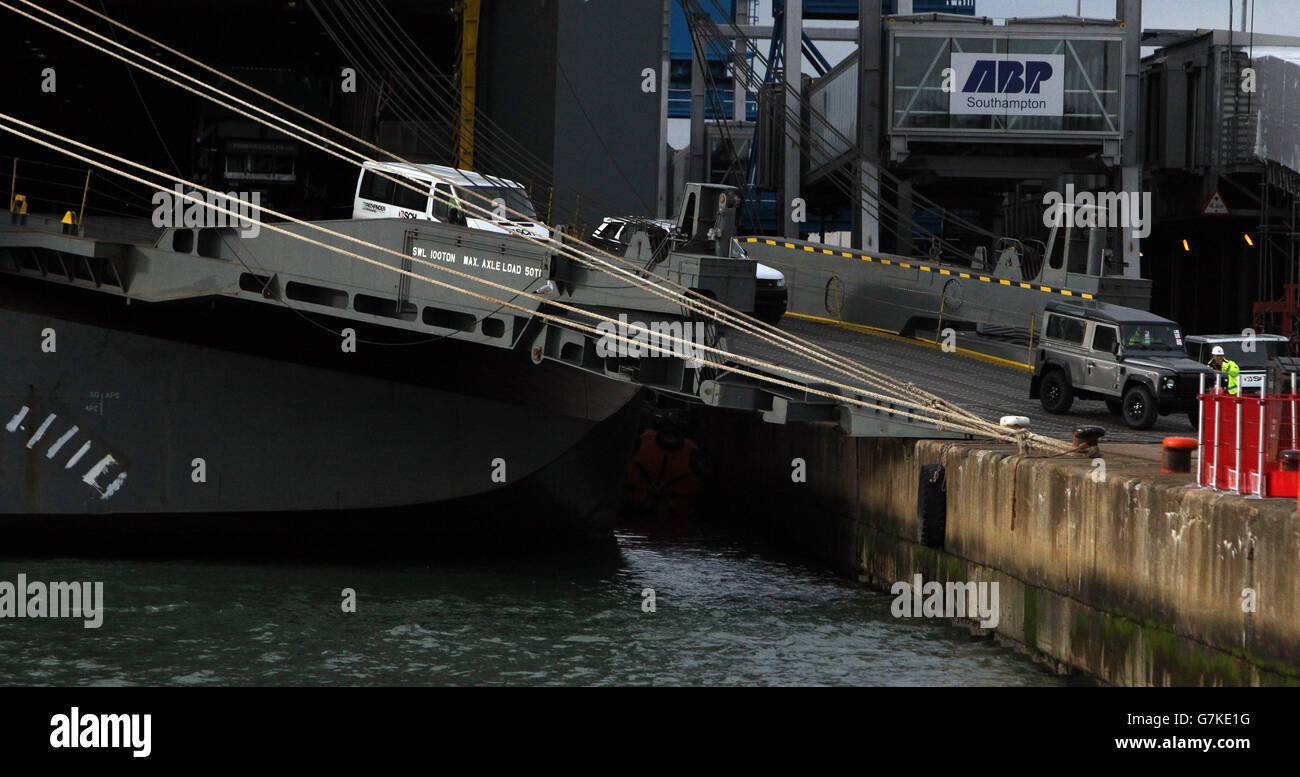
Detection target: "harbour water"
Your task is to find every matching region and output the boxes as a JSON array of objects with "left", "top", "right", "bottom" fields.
[{"left": 0, "top": 528, "right": 1076, "bottom": 686}]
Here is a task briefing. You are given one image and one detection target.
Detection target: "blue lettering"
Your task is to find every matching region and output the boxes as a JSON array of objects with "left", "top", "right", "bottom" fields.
[
  {"left": 961, "top": 60, "right": 996, "bottom": 93},
  {"left": 1024, "top": 61, "right": 1053, "bottom": 94},
  {"left": 961, "top": 59, "right": 1053, "bottom": 95},
  {"left": 997, "top": 61, "right": 1025, "bottom": 94}
]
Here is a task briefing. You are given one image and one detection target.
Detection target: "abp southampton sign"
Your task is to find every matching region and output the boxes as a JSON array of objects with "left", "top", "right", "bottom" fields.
[{"left": 949, "top": 53, "right": 1065, "bottom": 117}]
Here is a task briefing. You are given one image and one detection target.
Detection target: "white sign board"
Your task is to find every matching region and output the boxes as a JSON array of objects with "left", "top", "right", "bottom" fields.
[
  {"left": 949, "top": 53, "right": 1065, "bottom": 117},
  {"left": 1203, "top": 190, "right": 1231, "bottom": 215},
  {"left": 1238, "top": 372, "right": 1266, "bottom": 389}
]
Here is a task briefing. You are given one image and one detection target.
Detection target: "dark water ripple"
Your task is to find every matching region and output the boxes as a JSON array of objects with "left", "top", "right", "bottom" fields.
[{"left": 0, "top": 531, "right": 1075, "bottom": 686}]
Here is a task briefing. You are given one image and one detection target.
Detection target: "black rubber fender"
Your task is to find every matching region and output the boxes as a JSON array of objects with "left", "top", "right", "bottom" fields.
[{"left": 917, "top": 464, "right": 947, "bottom": 548}]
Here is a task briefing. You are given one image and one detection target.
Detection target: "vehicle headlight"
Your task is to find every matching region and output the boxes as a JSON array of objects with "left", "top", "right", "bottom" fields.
[
  {"left": 775, "top": 278, "right": 786, "bottom": 289},
  {"left": 1163, "top": 377, "right": 1177, "bottom": 390}
]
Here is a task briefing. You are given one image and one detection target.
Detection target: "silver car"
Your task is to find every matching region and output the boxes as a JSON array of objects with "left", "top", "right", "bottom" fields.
[{"left": 1030, "top": 301, "right": 1213, "bottom": 430}]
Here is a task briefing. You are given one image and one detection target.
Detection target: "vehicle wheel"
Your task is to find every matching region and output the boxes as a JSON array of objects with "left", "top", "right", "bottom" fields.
[
  {"left": 1105, "top": 398, "right": 1122, "bottom": 415},
  {"left": 1122, "top": 384, "right": 1158, "bottom": 430},
  {"left": 1039, "top": 370, "right": 1074, "bottom": 414}
]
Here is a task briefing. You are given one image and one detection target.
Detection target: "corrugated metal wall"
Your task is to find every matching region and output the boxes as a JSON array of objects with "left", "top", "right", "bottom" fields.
[{"left": 806, "top": 53, "right": 858, "bottom": 171}]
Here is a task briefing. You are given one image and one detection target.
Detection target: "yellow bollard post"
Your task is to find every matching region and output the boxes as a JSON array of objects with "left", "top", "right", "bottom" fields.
[
  {"left": 934, "top": 292, "right": 947, "bottom": 345},
  {"left": 1027, "top": 311, "right": 1036, "bottom": 364},
  {"left": 77, "top": 169, "right": 91, "bottom": 227}
]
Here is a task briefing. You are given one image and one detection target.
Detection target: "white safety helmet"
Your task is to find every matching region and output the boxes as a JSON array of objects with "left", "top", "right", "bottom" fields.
[{"left": 1211, "top": 346, "right": 1225, "bottom": 356}]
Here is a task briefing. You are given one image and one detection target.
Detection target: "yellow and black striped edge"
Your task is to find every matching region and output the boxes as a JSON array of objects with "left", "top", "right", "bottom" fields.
[
  {"left": 746, "top": 238, "right": 1094, "bottom": 300},
  {"left": 785, "top": 311, "right": 1036, "bottom": 373}
]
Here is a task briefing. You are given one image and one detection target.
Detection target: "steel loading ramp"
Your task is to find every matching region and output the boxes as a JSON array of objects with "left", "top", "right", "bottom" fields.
[
  {"left": 529, "top": 312, "right": 970, "bottom": 440},
  {"left": 739, "top": 236, "right": 1152, "bottom": 336}
]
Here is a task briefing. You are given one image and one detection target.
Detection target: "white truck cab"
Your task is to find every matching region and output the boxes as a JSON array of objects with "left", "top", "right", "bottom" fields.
[{"left": 351, "top": 160, "right": 549, "bottom": 240}]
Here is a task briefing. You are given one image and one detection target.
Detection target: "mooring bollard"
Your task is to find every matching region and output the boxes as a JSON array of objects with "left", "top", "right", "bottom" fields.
[
  {"left": 1000, "top": 416, "right": 1031, "bottom": 456},
  {"left": 1073, "top": 425, "right": 1105, "bottom": 452},
  {"left": 1162, "top": 437, "right": 1197, "bottom": 474}
]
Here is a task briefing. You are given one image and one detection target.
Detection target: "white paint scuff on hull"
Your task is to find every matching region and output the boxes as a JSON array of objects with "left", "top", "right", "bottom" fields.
[
  {"left": 5, "top": 406, "right": 29, "bottom": 433},
  {"left": 46, "top": 425, "right": 79, "bottom": 459},
  {"left": 65, "top": 441, "right": 92, "bottom": 470},
  {"left": 101, "top": 472, "right": 128, "bottom": 500},
  {"left": 26, "top": 413, "right": 56, "bottom": 448}
]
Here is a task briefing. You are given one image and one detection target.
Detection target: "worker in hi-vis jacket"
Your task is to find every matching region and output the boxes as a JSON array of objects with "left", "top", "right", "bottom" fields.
[{"left": 1208, "top": 345, "right": 1240, "bottom": 395}]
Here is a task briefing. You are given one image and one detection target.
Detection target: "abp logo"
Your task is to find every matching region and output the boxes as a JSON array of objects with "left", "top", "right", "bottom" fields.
[
  {"left": 948, "top": 53, "right": 1065, "bottom": 117},
  {"left": 961, "top": 59, "right": 1055, "bottom": 95}
]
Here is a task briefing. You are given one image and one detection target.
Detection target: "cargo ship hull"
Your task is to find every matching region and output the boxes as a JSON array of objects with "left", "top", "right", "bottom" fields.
[{"left": 0, "top": 274, "right": 641, "bottom": 546}]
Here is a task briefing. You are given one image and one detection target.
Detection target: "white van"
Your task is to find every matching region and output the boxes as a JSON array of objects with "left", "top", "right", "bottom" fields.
[{"left": 351, "top": 160, "right": 549, "bottom": 240}]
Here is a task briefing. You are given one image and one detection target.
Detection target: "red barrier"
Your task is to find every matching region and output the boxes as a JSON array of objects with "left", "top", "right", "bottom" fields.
[{"left": 1199, "top": 391, "right": 1300, "bottom": 498}]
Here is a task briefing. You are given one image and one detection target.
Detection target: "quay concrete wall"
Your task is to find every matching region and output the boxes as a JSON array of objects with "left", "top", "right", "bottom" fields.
[{"left": 695, "top": 409, "right": 1300, "bottom": 686}]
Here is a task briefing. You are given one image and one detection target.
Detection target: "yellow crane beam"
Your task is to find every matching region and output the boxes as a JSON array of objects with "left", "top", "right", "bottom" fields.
[{"left": 456, "top": 0, "right": 480, "bottom": 170}]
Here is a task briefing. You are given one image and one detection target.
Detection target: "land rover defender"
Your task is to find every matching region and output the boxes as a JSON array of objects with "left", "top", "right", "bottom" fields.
[{"left": 1030, "top": 301, "right": 1213, "bottom": 430}]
